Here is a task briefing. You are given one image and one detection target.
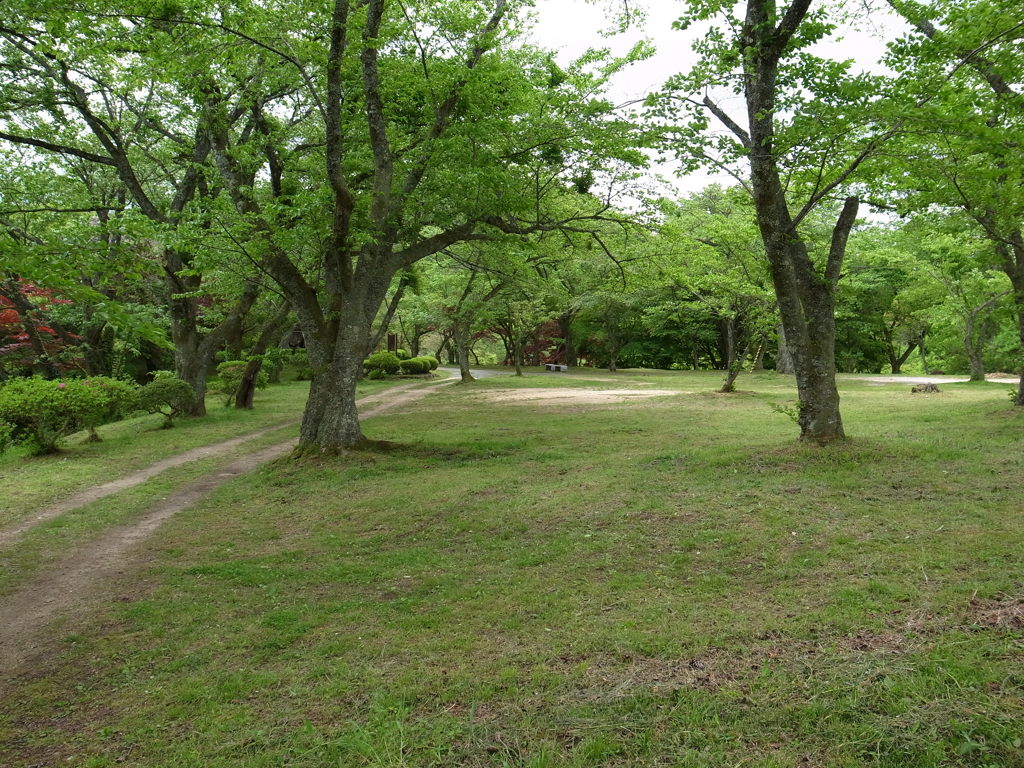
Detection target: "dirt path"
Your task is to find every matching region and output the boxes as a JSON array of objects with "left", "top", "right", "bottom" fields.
[
  {"left": 0, "top": 420, "right": 296, "bottom": 548},
  {"left": 0, "top": 379, "right": 450, "bottom": 687}
]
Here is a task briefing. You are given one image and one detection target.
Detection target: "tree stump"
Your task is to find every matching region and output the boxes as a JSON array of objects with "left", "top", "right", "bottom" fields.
[{"left": 911, "top": 383, "right": 940, "bottom": 393}]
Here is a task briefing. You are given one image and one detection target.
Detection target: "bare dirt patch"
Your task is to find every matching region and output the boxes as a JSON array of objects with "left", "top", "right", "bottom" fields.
[
  {"left": 968, "top": 593, "right": 1024, "bottom": 630},
  {"left": 476, "top": 388, "right": 682, "bottom": 406}
]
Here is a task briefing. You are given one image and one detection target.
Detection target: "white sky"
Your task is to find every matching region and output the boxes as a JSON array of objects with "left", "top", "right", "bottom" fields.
[{"left": 526, "top": 0, "right": 907, "bottom": 197}]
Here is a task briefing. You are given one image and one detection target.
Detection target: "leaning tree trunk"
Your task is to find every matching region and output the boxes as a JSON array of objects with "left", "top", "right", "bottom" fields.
[
  {"left": 166, "top": 260, "right": 259, "bottom": 417},
  {"left": 235, "top": 302, "right": 291, "bottom": 409}
]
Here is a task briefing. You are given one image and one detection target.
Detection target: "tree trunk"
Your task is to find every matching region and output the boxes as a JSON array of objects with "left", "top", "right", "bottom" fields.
[
  {"left": 1011, "top": 275, "right": 1024, "bottom": 406},
  {"left": 719, "top": 317, "right": 748, "bottom": 393},
  {"left": 512, "top": 338, "right": 524, "bottom": 376},
  {"left": 453, "top": 320, "right": 475, "bottom": 383},
  {"left": 965, "top": 331, "right": 986, "bottom": 382},
  {"left": 750, "top": 336, "right": 766, "bottom": 371},
  {"left": 293, "top": 282, "right": 388, "bottom": 453},
  {"left": 167, "top": 265, "right": 260, "bottom": 417},
  {"left": 775, "top": 322, "right": 795, "bottom": 375},
  {"left": 558, "top": 313, "right": 577, "bottom": 367},
  {"left": 234, "top": 302, "right": 291, "bottom": 409}
]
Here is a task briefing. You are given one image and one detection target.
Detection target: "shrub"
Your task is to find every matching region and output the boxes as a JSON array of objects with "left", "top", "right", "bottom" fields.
[
  {"left": 423, "top": 356, "right": 439, "bottom": 371},
  {"left": 213, "top": 360, "right": 268, "bottom": 405},
  {"left": 399, "top": 357, "right": 428, "bottom": 374},
  {"left": 136, "top": 372, "right": 195, "bottom": 427},
  {"left": 366, "top": 368, "right": 386, "bottom": 380},
  {"left": 77, "top": 376, "right": 140, "bottom": 440},
  {"left": 262, "top": 347, "right": 291, "bottom": 383},
  {"left": 0, "top": 377, "right": 114, "bottom": 454},
  {"left": 0, "top": 420, "right": 14, "bottom": 453},
  {"left": 364, "top": 351, "right": 400, "bottom": 375},
  {"left": 395, "top": 348, "right": 410, "bottom": 360}
]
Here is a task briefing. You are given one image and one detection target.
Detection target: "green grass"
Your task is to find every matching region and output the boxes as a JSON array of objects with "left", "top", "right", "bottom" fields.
[
  {"left": 0, "top": 378, "right": 399, "bottom": 529},
  {"left": 2, "top": 371, "right": 1023, "bottom": 767}
]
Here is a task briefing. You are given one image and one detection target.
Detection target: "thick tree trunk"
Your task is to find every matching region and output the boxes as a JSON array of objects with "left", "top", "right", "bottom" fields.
[
  {"left": 299, "top": 358, "right": 365, "bottom": 452},
  {"left": 775, "top": 322, "right": 794, "bottom": 375},
  {"left": 294, "top": 284, "right": 387, "bottom": 453},
  {"left": 174, "top": 346, "right": 209, "bottom": 416}
]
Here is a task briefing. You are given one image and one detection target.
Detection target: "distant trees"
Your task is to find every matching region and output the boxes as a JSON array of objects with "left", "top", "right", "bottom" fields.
[{"left": 882, "top": 0, "right": 1024, "bottom": 403}]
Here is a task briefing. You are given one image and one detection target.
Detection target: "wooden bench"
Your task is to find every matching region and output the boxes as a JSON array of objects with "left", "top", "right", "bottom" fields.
[{"left": 544, "top": 363, "right": 568, "bottom": 372}]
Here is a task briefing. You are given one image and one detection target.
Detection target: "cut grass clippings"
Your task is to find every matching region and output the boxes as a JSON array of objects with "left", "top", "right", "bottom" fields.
[{"left": 1, "top": 371, "right": 1023, "bottom": 767}]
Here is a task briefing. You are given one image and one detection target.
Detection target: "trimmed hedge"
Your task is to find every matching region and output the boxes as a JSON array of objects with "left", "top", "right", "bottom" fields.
[
  {"left": 0, "top": 376, "right": 138, "bottom": 455},
  {"left": 364, "top": 351, "right": 401, "bottom": 375},
  {"left": 136, "top": 372, "right": 195, "bottom": 426}
]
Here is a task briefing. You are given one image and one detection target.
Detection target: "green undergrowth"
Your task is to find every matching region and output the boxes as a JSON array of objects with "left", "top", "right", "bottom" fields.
[{"left": 1, "top": 371, "right": 1022, "bottom": 767}]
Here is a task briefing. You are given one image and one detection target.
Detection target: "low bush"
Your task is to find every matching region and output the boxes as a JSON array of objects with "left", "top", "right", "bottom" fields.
[
  {"left": 399, "top": 357, "right": 429, "bottom": 375},
  {"left": 423, "top": 356, "right": 439, "bottom": 371},
  {"left": 364, "top": 351, "right": 401, "bottom": 375},
  {"left": 78, "top": 376, "right": 139, "bottom": 440},
  {"left": 136, "top": 372, "right": 195, "bottom": 427},
  {"left": 0, "top": 376, "right": 137, "bottom": 455},
  {"left": 395, "top": 348, "right": 410, "bottom": 360}
]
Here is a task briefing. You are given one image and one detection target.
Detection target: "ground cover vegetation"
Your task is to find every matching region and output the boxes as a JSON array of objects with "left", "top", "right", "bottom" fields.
[
  {"left": 1, "top": 0, "right": 1023, "bottom": 763},
  {"left": 1, "top": 371, "right": 1022, "bottom": 767}
]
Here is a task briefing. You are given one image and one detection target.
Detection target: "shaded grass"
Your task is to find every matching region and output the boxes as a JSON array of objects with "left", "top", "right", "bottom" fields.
[{"left": 2, "top": 371, "right": 1023, "bottom": 767}]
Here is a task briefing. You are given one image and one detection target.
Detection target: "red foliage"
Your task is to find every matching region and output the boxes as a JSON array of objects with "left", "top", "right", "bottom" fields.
[{"left": 0, "top": 282, "right": 78, "bottom": 372}]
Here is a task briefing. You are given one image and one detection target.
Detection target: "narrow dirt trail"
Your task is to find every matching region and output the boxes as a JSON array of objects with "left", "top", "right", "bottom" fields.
[
  {"left": 0, "top": 420, "right": 295, "bottom": 548},
  {"left": 0, "top": 380, "right": 434, "bottom": 549},
  {"left": 0, "top": 378, "right": 452, "bottom": 686}
]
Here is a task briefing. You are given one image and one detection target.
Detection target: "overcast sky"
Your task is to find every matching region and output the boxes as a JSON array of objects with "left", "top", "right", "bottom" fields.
[{"left": 524, "top": 0, "right": 905, "bottom": 196}]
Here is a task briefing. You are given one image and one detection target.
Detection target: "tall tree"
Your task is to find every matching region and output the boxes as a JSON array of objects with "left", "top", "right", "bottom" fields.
[
  {"left": 0, "top": 3, "right": 267, "bottom": 413},
  {"left": 881, "top": 0, "right": 1024, "bottom": 403},
  {"left": 186, "top": 0, "right": 647, "bottom": 452},
  {"left": 657, "top": 0, "right": 898, "bottom": 441}
]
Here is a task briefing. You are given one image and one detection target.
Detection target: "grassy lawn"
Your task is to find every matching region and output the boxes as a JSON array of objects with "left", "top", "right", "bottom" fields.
[
  {"left": 2, "top": 371, "right": 1022, "bottom": 767},
  {"left": 0, "top": 377, "right": 402, "bottom": 529}
]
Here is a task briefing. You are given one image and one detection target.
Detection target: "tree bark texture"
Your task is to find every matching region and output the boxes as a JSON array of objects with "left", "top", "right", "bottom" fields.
[
  {"left": 234, "top": 302, "right": 291, "bottom": 409},
  {"left": 739, "top": 0, "right": 851, "bottom": 442}
]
